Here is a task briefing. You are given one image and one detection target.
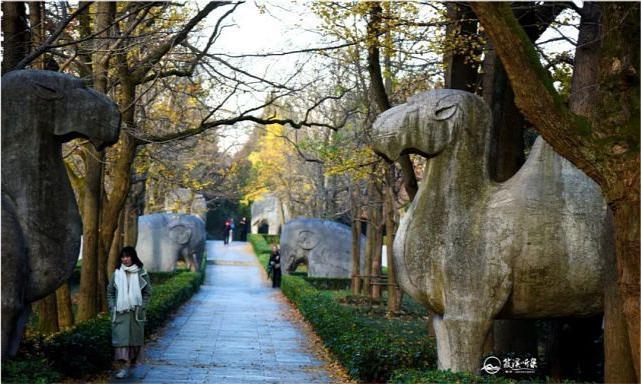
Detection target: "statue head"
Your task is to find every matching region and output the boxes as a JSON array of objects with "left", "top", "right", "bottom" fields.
[
  {"left": 1, "top": 70, "right": 120, "bottom": 149},
  {"left": 372, "top": 89, "right": 490, "bottom": 162}
]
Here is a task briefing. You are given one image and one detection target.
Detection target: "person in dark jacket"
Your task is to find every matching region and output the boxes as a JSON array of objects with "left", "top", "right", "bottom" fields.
[
  {"left": 107, "top": 246, "right": 152, "bottom": 379},
  {"left": 268, "top": 244, "right": 282, "bottom": 288},
  {"left": 239, "top": 217, "right": 248, "bottom": 241},
  {"left": 223, "top": 219, "right": 231, "bottom": 245}
]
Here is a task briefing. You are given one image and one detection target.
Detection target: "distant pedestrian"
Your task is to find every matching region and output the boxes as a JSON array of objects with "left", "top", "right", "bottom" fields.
[
  {"left": 239, "top": 217, "right": 248, "bottom": 241},
  {"left": 229, "top": 218, "right": 235, "bottom": 243},
  {"left": 107, "top": 246, "right": 152, "bottom": 379},
  {"left": 268, "top": 244, "right": 281, "bottom": 288},
  {"left": 223, "top": 219, "right": 231, "bottom": 245}
]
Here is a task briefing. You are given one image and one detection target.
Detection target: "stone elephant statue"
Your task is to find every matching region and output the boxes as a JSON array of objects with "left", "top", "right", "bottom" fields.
[
  {"left": 372, "top": 89, "right": 612, "bottom": 372},
  {"left": 1, "top": 70, "right": 121, "bottom": 358},
  {"left": 281, "top": 218, "right": 365, "bottom": 278},
  {"left": 136, "top": 213, "right": 206, "bottom": 272}
]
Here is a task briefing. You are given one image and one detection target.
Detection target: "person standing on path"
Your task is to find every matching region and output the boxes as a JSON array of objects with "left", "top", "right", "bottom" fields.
[
  {"left": 268, "top": 244, "right": 282, "bottom": 288},
  {"left": 229, "top": 218, "right": 235, "bottom": 243},
  {"left": 239, "top": 216, "right": 248, "bottom": 241},
  {"left": 223, "top": 219, "right": 231, "bottom": 245},
  {"left": 107, "top": 246, "right": 152, "bottom": 379}
]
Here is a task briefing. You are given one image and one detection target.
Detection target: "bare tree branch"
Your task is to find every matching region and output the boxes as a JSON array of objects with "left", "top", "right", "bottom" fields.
[
  {"left": 129, "top": 1, "right": 234, "bottom": 84},
  {"left": 14, "top": 2, "right": 93, "bottom": 70}
]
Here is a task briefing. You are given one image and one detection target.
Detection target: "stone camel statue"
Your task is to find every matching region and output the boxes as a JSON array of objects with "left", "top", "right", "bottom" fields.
[
  {"left": 372, "top": 89, "right": 612, "bottom": 372},
  {"left": 1, "top": 70, "right": 121, "bottom": 358}
]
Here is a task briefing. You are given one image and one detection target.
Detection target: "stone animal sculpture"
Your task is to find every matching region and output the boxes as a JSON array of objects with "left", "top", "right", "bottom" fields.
[
  {"left": 136, "top": 213, "right": 206, "bottom": 272},
  {"left": 1, "top": 70, "right": 121, "bottom": 358},
  {"left": 372, "top": 89, "right": 611, "bottom": 372},
  {"left": 251, "top": 194, "right": 286, "bottom": 235},
  {"left": 280, "top": 218, "right": 366, "bottom": 278}
]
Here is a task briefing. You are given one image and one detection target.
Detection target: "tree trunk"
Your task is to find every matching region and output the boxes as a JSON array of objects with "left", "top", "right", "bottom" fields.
[
  {"left": 76, "top": 144, "right": 102, "bottom": 321},
  {"left": 384, "top": 168, "right": 400, "bottom": 312},
  {"left": 611, "top": 198, "right": 640, "bottom": 379},
  {"left": 99, "top": 76, "right": 137, "bottom": 286},
  {"left": 28, "top": 1, "right": 44, "bottom": 70},
  {"left": 366, "top": 2, "right": 417, "bottom": 201},
  {"left": 570, "top": 5, "right": 634, "bottom": 381},
  {"left": 371, "top": 209, "right": 383, "bottom": 301},
  {"left": 33, "top": 294, "right": 58, "bottom": 334},
  {"left": 351, "top": 219, "right": 362, "bottom": 295},
  {"left": 604, "top": 210, "right": 636, "bottom": 382},
  {"left": 77, "top": 1, "right": 114, "bottom": 321},
  {"left": 94, "top": 1, "right": 116, "bottom": 313},
  {"left": 55, "top": 282, "right": 74, "bottom": 329},
  {"left": 1, "top": 2, "right": 30, "bottom": 74},
  {"left": 124, "top": 203, "right": 138, "bottom": 247},
  {"left": 107, "top": 210, "right": 125, "bottom": 280},
  {"left": 444, "top": 2, "right": 480, "bottom": 93},
  {"left": 482, "top": 3, "right": 566, "bottom": 182},
  {"left": 362, "top": 215, "right": 373, "bottom": 297},
  {"left": 482, "top": 48, "right": 526, "bottom": 181},
  {"left": 362, "top": 178, "right": 378, "bottom": 297},
  {"left": 350, "top": 186, "right": 362, "bottom": 295}
]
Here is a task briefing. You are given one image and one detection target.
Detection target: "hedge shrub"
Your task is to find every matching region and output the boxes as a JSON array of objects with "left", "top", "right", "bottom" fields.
[
  {"left": 283, "top": 275, "right": 436, "bottom": 382},
  {"left": 248, "top": 233, "right": 274, "bottom": 256},
  {"left": 2, "top": 269, "right": 205, "bottom": 383},
  {"left": 304, "top": 276, "right": 351, "bottom": 291},
  {"left": 388, "top": 369, "right": 516, "bottom": 384},
  {"left": 248, "top": 234, "right": 436, "bottom": 382}
]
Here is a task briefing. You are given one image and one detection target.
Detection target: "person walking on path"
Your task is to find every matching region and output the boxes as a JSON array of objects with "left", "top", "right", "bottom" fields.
[
  {"left": 229, "top": 218, "right": 235, "bottom": 243},
  {"left": 107, "top": 246, "right": 152, "bottom": 379},
  {"left": 223, "top": 219, "right": 231, "bottom": 245},
  {"left": 268, "top": 244, "right": 282, "bottom": 288}
]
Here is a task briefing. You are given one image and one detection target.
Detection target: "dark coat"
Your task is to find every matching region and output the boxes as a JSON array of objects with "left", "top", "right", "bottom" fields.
[
  {"left": 269, "top": 251, "right": 281, "bottom": 271},
  {"left": 107, "top": 268, "right": 152, "bottom": 347}
]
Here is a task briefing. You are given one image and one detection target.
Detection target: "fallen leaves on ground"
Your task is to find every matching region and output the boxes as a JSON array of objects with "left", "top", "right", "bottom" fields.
[{"left": 277, "top": 294, "right": 358, "bottom": 384}]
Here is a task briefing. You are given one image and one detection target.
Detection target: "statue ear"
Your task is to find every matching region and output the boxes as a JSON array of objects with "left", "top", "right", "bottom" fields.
[
  {"left": 29, "top": 80, "right": 64, "bottom": 101},
  {"left": 168, "top": 224, "right": 191, "bottom": 244},
  {"left": 297, "top": 230, "right": 319, "bottom": 250}
]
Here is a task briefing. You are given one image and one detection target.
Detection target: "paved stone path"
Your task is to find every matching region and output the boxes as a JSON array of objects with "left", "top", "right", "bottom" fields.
[{"left": 119, "top": 241, "right": 334, "bottom": 383}]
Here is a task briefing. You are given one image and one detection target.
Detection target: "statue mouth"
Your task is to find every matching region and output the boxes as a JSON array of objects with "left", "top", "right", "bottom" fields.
[{"left": 90, "top": 118, "right": 121, "bottom": 150}]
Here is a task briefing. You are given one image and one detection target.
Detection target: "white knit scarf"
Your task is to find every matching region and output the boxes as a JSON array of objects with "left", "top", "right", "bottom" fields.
[{"left": 114, "top": 264, "right": 143, "bottom": 312}]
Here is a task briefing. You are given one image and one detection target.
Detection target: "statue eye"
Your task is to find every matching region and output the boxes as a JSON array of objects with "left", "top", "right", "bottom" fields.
[
  {"left": 433, "top": 94, "right": 459, "bottom": 121},
  {"left": 434, "top": 103, "right": 458, "bottom": 121}
]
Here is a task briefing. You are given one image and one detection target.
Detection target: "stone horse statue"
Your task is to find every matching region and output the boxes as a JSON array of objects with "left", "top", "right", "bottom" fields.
[
  {"left": 372, "top": 89, "right": 612, "bottom": 372},
  {"left": 1, "top": 70, "right": 120, "bottom": 358}
]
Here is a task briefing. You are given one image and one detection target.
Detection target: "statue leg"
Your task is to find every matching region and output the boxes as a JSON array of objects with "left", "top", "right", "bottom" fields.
[
  {"left": 433, "top": 312, "right": 493, "bottom": 372},
  {"left": 2, "top": 301, "right": 29, "bottom": 358},
  {"left": 1, "top": 198, "right": 30, "bottom": 358}
]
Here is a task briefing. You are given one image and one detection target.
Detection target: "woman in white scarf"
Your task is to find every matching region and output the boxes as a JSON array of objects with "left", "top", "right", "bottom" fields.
[{"left": 107, "top": 246, "right": 152, "bottom": 379}]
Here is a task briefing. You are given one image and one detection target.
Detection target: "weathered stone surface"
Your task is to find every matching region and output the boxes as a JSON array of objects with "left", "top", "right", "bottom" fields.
[
  {"left": 280, "top": 218, "right": 365, "bottom": 278},
  {"left": 372, "top": 89, "right": 612, "bottom": 372},
  {"left": 251, "top": 194, "right": 287, "bottom": 235},
  {"left": 136, "top": 213, "right": 206, "bottom": 272},
  {"left": 1, "top": 70, "right": 120, "bottom": 358},
  {"left": 190, "top": 195, "right": 207, "bottom": 220}
]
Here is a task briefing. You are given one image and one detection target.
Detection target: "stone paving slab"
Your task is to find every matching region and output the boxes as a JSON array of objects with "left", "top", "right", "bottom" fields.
[{"left": 113, "top": 241, "right": 336, "bottom": 384}]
